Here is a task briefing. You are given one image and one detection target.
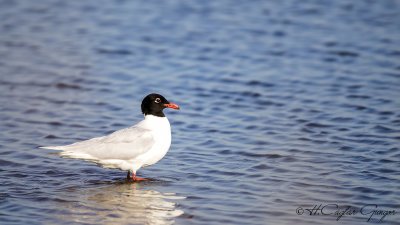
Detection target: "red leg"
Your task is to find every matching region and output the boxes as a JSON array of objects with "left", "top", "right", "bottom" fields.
[
  {"left": 132, "top": 173, "right": 149, "bottom": 181},
  {"left": 127, "top": 171, "right": 131, "bottom": 179}
]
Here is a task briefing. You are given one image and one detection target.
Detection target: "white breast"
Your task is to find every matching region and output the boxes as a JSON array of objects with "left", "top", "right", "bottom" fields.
[{"left": 134, "top": 115, "right": 172, "bottom": 168}]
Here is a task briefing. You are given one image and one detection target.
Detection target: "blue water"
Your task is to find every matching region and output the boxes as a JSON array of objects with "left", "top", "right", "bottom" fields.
[{"left": 1, "top": 0, "right": 399, "bottom": 224}]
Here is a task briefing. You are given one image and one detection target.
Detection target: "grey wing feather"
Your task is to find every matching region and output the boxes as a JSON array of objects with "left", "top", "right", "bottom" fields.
[{"left": 44, "top": 126, "right": 155, "bottom": 160}]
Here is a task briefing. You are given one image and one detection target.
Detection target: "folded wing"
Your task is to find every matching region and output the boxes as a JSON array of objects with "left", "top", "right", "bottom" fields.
[{"left": 41, "top": 126, "right": 155, "bottom": 161}]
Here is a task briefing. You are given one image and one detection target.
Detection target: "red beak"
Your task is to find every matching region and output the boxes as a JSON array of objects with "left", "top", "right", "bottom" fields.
[{"left": 164, "top": 102, "right": 180, "bottom": 110}]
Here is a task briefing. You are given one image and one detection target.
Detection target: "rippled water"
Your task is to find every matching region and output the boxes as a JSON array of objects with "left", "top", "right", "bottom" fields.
[{"left": 1, "top": 0, "right": 400, "bottom": 224}]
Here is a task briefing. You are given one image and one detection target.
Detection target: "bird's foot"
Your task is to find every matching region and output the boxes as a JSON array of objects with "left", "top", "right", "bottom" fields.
[
  {"left": 127, "top": 171, "right": 149, "bottom": 181},
  {"left": 132, "top": 176, "right": 149, "bottom": 181}
]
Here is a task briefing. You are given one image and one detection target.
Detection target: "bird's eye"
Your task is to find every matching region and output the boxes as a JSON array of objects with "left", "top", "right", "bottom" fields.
[{"left": 155, "top": 98, "right": 161, "bottom": 103}]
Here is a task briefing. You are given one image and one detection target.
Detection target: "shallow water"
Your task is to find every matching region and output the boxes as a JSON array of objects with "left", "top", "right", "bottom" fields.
[{"left": 1, "top": 0, "right": 400, "bottom": 224}]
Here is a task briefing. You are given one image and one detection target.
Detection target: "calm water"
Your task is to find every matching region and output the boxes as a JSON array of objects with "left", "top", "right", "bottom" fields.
[{"left": 1, "top": 0, "right": 400, "bottom": 224}]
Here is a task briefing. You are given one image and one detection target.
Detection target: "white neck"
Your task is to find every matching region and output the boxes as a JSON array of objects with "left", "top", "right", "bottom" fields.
[{"left": 142, "top": 115, "right": 170, "bottom": 132}]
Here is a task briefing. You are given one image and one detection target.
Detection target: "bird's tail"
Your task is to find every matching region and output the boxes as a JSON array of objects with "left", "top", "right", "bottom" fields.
[{"left": 39, "top": 146, "right": 67, "bottom": 150}]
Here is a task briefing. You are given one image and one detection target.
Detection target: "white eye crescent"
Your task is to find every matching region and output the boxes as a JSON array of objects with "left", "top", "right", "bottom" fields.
[{"left": 155, "top": 98, "right": 161, "bottom": 103}]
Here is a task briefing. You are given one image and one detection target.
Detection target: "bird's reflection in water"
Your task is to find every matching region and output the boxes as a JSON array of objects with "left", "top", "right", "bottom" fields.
[{"left": 59, "top": 181, "right": 185, "bottom": 225}]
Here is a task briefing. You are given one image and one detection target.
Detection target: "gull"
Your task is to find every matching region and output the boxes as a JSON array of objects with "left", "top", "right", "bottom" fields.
[{"left": 41, "top": 93, "right": 180, "bottom": 181}]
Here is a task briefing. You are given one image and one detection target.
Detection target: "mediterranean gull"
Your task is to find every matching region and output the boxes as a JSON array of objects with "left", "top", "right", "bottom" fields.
[{"left": 40, "top": 93, "right": 180, "bottom": 181}]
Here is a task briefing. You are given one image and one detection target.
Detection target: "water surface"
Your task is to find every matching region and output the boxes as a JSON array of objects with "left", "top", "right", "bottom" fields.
[{"left": 1, "top": 0, "right": 399, "bottom": 224}]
